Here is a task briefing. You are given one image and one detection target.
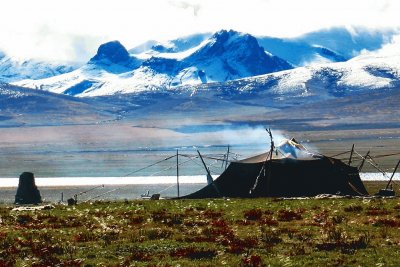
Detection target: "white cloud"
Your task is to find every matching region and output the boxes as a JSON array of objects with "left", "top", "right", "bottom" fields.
[
  {"left": 0, "top": 0, "right": 399, "bottom": 62},
  {"left": 360, "top": 34, "right": 400, "bottom": 57}
]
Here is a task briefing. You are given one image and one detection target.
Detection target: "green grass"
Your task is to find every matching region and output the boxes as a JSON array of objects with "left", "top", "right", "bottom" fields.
[{"left": 1, "top": 195, "right": 400, "bottom": 266}]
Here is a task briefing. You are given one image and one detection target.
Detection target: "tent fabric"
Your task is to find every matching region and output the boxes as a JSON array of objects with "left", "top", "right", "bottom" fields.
[{"left": 181, "top": 155, "right": 368, "bottom": 199}]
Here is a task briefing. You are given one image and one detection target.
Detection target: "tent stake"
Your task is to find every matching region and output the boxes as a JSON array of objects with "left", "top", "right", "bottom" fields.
[{"left": 386, "top": 160, "right": 400, "bottom": 190}]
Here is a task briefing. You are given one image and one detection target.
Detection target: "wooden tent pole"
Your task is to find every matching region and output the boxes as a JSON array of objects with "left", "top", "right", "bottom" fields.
[
  {"left": 224, "top": 145, "right": 230, "bottom": 170},
  {"left": 197, "top": 150, "right": 213, "bottom": 179},
  {"left": 197, "top": 150, "right": 221, "bottom": 196},
  {"left": 358, "top": 150, "right": 370, "bottom": 172},
  {"left": 265, "top": 128, "right": 274, "bottom": 195},
  {"left": 348, "top": 144, "right": 355, "bottom": 165},
  {"left": 386, "top": 160, "right": 400, "bottom": 190}
]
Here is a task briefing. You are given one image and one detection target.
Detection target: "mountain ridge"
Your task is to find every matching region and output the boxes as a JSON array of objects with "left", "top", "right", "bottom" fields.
[{"left": 14, "top": 30, "right": 293, "bottom": 96}]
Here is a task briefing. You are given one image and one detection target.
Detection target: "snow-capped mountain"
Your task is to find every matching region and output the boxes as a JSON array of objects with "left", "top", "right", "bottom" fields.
[
  {"left": 0, "top": 51, "right": 80, "bottom": 83},
  {"left": 3, "top": 27, "right": 397, "bottom": 87},
  {"left": 189, "top": 52, "right": 400, "bottom": 103},
  {"left": 14, "top": 30, "right": 293, "bottom": 96},
  {"left": 256, "top": 37, "right": 347, "bottom": 66},
  {"left": 256, "top": 27, "right": 398, "bottom": 66},
  {"left": 131, "top": 27, "right": 397, "bottom": 68},
  {"left": 184, "top": 30, "right": 293, "bottom": 80},
  {"left": 89, "top": 40, "right": 141, "bottom": 73},
  {"left": 14, "top": 37, "right": 400, "bottom": 101}
]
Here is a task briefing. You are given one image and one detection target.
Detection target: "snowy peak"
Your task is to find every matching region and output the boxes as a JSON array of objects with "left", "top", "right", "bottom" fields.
[
  {"left": 90, "top": 40, "right": 130, "bottom": 64},
  {"left": 89, "top": 41, "right": 140, "bottom": 71},
  {"left": 191, "top": 30, "right": 260, "bottom": 59},
  {"left": 187, "top": 30, "right": 292, "bottom": 77}
]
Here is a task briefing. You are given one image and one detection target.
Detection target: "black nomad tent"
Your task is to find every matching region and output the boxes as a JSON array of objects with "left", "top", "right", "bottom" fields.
[{"left": 181, "top": 139, "right": 369, "bottom": 198}]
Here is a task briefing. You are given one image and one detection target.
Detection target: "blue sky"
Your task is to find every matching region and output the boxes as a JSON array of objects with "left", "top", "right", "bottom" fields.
[{"left": 1, "top": 0, "right": 399, "bottom": 62}]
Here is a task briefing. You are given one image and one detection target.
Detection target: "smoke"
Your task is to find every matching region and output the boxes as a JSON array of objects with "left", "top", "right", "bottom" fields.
[{"left": 187, "top": 125, "right": 289, "bottom": 150}]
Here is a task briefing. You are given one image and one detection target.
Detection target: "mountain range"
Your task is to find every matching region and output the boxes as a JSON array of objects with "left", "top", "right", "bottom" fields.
[
  {"left": 13, "top": 30, "right": 295, "bottom": 96},
  {"left": 0, "top": 27, "right": 399, "bottom": 131},
  {"left": 6, "top": 27, "right": 398, "bottom": 97}
]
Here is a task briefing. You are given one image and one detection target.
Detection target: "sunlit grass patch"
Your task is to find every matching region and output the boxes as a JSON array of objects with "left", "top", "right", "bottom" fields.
[{"left": 1, "top": 197, "right": 400, "bottom": 266}]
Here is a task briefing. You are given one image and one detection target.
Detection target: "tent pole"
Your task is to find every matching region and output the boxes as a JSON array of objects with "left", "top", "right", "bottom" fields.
[
  {"left": 386, "top": 159, "right": 400, "bottom": 190},
  {"left": 224, "top": 145, "right": 230, "bottom": 170},
  {"left": 197, "top": 150, "right": 213, "bottom": 179},
  {"left": 265, "top": 128, "right": 274, "bottom": 196},
  {"left": 358, "top": 150, "right": 370, "bottom": 172},
  {"left": 177, "top": 149, "right": 180, "bottom": 198},
  {"left": 348, "top": 144, "right": 355, "bottom": 165},
  {"left": 197, "top": 150, "right": 221, "bottom": 196}
]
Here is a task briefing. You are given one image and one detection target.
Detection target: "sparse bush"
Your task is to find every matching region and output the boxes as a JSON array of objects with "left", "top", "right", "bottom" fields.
[
  {"left": 73, "top": 230, "right": 98, "bottom": 242},
  {"left": 260, "top": 227, "right": 282, "bottom": 246},
  {"left": 170, "top": 246, "right": 217, "bottom": 259},
  {"left": 277, "top": 209, "right": 302, "bottom": 221},
  {"left": 369, "top": 218, "right": 400, "bottom": 227},
  {"left": 244, "top": 208, "right": 263, "bottom": 220},
  {"left": 241, "top": 254, "right": 263, "bottom": 267},
  {"left": 144, "top": 227, "right": 173, "bottom": 240},
  {"left": 332, "top": 215, "right": 346, "bottom": 224},
  {"left": 344, "top": 205, "right": 363, "bottom": 212},
  {"left": 259, "top": 216, "right": 279, "bottom": 226}
]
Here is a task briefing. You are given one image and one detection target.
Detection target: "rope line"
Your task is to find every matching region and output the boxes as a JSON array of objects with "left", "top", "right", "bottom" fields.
[
  {"left": 370, "top": 152, "right": 400, "bottom": 159},
  {"left": 329, "top": 150, "right": 352, "bottom": 158},
  {"left": 148, "top": 157, "right": 196, "bottom": 176},
  {"left": 158, "top": 183, "right": 177, "bottom": 194},
  {"left": 330, "top": 150, "right": 400, "bottom": 160},
  {"left": 123, "top": 154, "right": 176, "bottom": 177}
]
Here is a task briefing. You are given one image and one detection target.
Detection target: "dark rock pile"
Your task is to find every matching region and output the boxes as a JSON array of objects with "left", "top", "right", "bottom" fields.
[{"left": 14, "top": 172, "right": 42, "bottom": 204}]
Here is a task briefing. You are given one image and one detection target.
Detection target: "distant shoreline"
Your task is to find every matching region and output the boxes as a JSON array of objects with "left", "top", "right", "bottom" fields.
[{"left": 0, "top": 173, "right": 398, "bottom": 188}]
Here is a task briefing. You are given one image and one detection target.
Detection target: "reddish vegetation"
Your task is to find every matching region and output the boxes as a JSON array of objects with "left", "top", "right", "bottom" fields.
[
  {"left": 1, "top": 197, "right": 400, "bottom": 266},
  {"left": 244, "top": 209, "right": 263, "bottom": 220},
  {"left": 277, "top": 209, "right": 303, "bottom": 221}
]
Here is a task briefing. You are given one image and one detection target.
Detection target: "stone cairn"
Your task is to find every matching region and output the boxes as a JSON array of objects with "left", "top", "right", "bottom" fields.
[{"left": 15, "top": 172, "right": 42, "bottom": 204}]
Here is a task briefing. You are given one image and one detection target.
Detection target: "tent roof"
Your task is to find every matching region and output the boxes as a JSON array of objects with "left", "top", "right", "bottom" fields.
[{"left": 237, "top": 138, "right": 323, "bottom": 163}]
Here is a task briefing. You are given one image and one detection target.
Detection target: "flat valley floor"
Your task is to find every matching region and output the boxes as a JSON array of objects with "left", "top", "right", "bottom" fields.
[{"left": 0, "top": 124, "right": 398, "bottom": 177}]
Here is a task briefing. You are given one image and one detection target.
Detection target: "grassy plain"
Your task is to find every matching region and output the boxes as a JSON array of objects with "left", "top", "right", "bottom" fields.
[{"left": 1, "top": 194, "right": 400, "bottom": 266}]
